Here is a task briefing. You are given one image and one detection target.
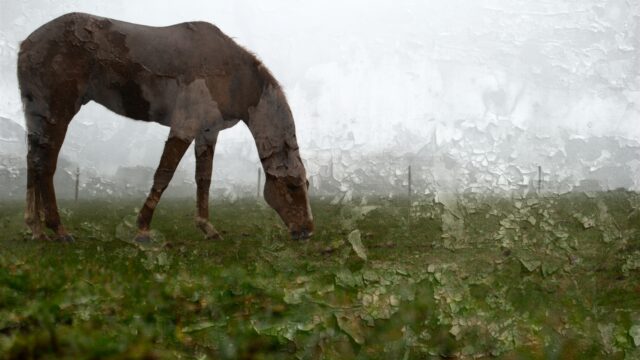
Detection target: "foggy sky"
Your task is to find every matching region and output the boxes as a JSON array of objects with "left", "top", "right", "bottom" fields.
[{"left": 1, "top": 0, "right": 638, "bottom": 193}]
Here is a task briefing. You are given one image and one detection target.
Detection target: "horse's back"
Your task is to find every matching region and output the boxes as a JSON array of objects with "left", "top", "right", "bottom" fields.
[
  {"left": 19, "top": 12, "right": 240, "bottom": 77},
  {"left": 18, "top": 13, "right": 266, "bottom": 123}
]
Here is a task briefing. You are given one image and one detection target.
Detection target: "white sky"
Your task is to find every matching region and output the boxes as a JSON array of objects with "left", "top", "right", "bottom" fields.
[{"left": 1, "top": 0, "right": 638, "bottom": 190}]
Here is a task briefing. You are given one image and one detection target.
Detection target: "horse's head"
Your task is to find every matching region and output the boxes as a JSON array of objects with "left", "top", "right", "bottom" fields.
[
  {"left": 264, "top": 173, "right": 314, "bottom": 240},
  {"left": 247, "top": 84, "right": 314, "bottom": 239}
]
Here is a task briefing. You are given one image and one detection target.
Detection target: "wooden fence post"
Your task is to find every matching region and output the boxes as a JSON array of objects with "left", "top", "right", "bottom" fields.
[
  {"left": 408, "top": 165, "right": 412, "bottom": 227},
  {"left": 74, "top": 167, "right": 80, "bottom": 202},
  {"left": 538, "top": 165, "right": 542, "bottom": 194}
]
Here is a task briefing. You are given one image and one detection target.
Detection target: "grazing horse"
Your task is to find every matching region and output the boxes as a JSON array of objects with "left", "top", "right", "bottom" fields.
[{"left": 18, "top": 12, "right": 314, "bottom": 242}]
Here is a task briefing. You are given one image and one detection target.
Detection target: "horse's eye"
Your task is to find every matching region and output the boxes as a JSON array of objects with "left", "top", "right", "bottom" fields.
[{"left": 287, "top": 183, "right": 299, "bottom": 191}]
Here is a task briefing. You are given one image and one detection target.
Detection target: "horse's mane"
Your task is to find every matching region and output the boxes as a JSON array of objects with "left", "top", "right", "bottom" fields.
[
  {"left": 257, "top": 62, "right": 281, "bottom": 90},
  {"left": 245, "top": 48, "right": 281, "bottom": 91}
]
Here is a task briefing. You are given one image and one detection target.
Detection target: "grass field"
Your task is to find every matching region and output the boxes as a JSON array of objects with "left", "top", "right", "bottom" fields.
[{"left": 1, "top": 191, "right": 639, "bottom": 359}]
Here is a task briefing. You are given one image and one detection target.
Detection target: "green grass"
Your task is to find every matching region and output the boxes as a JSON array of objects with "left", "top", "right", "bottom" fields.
[{"left": 0, "top": 192, "right": 639, "bottom": 359}]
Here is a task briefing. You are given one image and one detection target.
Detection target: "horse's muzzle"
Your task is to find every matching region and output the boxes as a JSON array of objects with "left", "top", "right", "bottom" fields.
[{"left": 291, "top": 229, "right": 313, "bottom": 240}]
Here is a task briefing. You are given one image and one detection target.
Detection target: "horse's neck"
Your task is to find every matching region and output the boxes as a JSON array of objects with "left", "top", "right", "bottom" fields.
[{"left": 246, "top": 85, "right": 301, "bottom": 178}]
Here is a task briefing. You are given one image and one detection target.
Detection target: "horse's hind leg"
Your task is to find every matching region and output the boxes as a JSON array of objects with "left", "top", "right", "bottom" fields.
[
  {"left": 135, "top": 136, "right": 193, "bottom": 242},
  {"left": 25, "top": 114, "right": 74, "bottom": 242},
  {"left": 25, "top": 149, "right": 47, "bottom": 241},
  {"left": 194, "top": 132, "right": 221, "bottom": 240}
]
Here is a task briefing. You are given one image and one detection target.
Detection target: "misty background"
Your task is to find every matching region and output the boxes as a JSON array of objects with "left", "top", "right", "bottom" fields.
[{"left": 1, "top": 0, "right": 639, "bottom": 201}]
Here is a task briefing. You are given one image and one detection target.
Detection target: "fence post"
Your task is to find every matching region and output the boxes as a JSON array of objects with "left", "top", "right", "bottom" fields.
[
  {"left": 537, "top": 165, "right": 542, "bottom": 194},
  {"left": 74, "top": 167, "right": 80, "bottom": 202},
  {"left": 408, "top": 165, "right": 412, "bottom": 200},
  {"left": 408, "top": 165, "right": 412, "bottom": 227}
]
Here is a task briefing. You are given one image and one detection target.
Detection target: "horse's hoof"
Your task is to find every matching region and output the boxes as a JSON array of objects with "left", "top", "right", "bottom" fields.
[
  {"left": 134, "top": 233, "right": 152, "bottom": 244},
  {"left": 57, "top": 234, "right": 75, "bottom": 243},
  {"left": 290, "top": 229, "right": 313, "bottom": 241},
  {"left": 32, "top": 233, "right": 51, "bottom": 242},
  {"left": 205, "top": 231, "right": 222, "bottom": 240},
  {"left": 195, "top": 218, "right": 221, "bottom": 240}
]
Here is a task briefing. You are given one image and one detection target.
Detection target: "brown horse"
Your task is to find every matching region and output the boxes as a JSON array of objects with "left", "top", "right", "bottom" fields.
[{"left": 18, "top": 13, "right": 314, "bottom": 242}]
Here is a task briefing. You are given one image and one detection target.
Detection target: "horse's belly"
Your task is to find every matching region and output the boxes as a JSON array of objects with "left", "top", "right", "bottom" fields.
[{"left": 89, "top": 65, "right": 180, "bottom": 125}]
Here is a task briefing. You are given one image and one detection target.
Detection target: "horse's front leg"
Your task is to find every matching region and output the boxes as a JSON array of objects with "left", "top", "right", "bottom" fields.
[
  {"left": 194, "top": 131, "right": 221, "bottom": 240},
  {"left": 135, "top": 135, "right": 192, "bottom": 242}
]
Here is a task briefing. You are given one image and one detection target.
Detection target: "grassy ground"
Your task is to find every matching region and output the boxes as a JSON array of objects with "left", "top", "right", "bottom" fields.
[{"left": 0, "top": 192, "right": 639, "bottom": 359}]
